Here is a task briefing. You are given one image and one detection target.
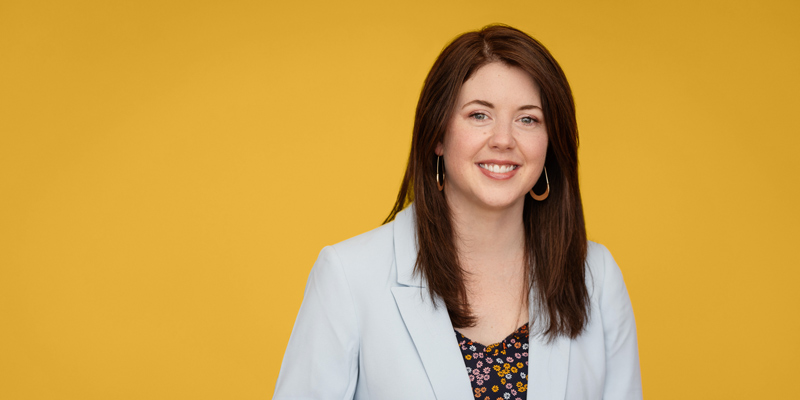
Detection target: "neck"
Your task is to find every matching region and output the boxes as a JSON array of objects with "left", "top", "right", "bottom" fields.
[{"left": 448, "top": 198, "right": 526, "bottom": 275}]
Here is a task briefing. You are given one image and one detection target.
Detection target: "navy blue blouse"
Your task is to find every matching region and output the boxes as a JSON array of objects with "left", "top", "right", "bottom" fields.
[{"left": 455, "top": 324, "right": 529, "bottom": 400}]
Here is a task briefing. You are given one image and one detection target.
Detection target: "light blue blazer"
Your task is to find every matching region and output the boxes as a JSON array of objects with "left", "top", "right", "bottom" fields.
[{"left": 274, "top": 206, "right": 642, "bottom": 399}]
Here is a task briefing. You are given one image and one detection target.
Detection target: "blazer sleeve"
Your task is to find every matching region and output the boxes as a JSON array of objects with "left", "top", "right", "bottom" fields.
[
  {"left": 598, "top": 245, "right": 643, "bottom": 399},
  {"left": 273, "top": 246, "right": 360, "bottom": 399}
]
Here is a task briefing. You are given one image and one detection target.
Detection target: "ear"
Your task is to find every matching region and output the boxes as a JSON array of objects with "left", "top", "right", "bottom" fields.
[{"left": 435, "top": 142, "right": 443, "bottom": 156}]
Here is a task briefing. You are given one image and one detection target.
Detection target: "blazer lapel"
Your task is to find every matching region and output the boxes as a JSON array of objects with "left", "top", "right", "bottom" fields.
[
  {"left": 392, "top": 287, "right": 473, "bottom": 399},
  {"left": 391, "top": 206, "right": 473, "bottom": 400},
  {"left": 527, "top": 310, "right": 571, "bottom": 399}
]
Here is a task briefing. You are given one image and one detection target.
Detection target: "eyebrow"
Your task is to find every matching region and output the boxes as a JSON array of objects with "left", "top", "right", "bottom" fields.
[{"left": 461, "top": 99, "right": 541, "bottom": 111}]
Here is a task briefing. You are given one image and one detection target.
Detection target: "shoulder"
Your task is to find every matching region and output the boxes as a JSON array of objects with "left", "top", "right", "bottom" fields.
[
  {"left": 584, "top": 240, "right": 627, "bottom": 300},
  {"left": 585, "top": 240, "right": 611, "bottom": 281},
  {"left": 327, "top": 221, "right": 395, "bottom": 265},
  {"left": 311, "top": 220, "right": 398, "bottom": 289}
]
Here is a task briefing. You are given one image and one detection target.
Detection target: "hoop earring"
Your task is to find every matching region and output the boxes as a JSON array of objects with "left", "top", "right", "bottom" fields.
[
  {"left": 436, "top": 155, "right": 445, "bottom": 191},
  {"left": 530, "top": 167, "right": 549, "bottom": 201}
]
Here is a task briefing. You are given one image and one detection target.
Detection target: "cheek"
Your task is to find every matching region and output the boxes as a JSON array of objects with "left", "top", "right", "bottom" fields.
[
  {"left": 522, "top": 136, "right": 549, "bottom": 162},
  {"left": 442, "top": 141, "right": 469, "bottom": 175},
  {"left": 441, "top": 137, "right": 482, "bottom": 183},
  {"left": 443, "top": 127, "right": 483, "bottom": 161}
]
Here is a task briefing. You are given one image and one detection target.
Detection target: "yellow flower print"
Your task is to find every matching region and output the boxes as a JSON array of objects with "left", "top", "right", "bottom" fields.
[
  {"left": 492, "top": 385, "right": 499, "bottom": 392},
  {"left": 465, "top": 354, "right": 472, "bottom": 360},
  {"left": 493, "top": 365, "right": 501, "bottom": 371},
  {"left": 511, "top": 366, "right": 518, "bottom": 373},
  {"left": 516, "top": 362, "right": 524, "bottom": 368},
  {"left": 501, "top": 378, "right": 506, "bottom": 385}
]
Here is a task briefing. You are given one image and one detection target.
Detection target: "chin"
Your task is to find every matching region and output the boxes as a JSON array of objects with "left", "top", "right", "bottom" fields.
[{"left": 474, "top": 193, "right": 526, "bottom": 211}]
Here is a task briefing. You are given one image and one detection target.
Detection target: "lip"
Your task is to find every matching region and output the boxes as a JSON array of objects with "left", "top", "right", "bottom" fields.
[
  {"left": 476, "top": 160, "right": 521, "bottom": 180},
  {"left": 477, "top": 159, "right": 520, "bottom": 166}
]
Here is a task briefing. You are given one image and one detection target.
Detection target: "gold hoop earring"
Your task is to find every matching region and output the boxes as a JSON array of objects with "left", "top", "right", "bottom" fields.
[
  {"left": 530, "top": 166, "right": 549, "bottom": 201},
  {"left": 436, "top": 155, "right": 445, "bottom": 191}
]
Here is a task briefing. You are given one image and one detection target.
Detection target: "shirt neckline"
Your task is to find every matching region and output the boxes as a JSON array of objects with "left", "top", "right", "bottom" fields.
[{"left": 455, "top": 323, "right": 529, "bottom": 349}]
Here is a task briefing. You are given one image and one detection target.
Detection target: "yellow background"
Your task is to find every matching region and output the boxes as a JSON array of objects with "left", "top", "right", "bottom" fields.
[{"left": 2, "top": 0, "right": 798, "bottom": 398}]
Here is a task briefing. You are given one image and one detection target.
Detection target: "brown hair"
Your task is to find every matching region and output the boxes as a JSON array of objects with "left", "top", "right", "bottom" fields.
[{"left": 384, "top": 24, "right": 589, "bottom": 340}]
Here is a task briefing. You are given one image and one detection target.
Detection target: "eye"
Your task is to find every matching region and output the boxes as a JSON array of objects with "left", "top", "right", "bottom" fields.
[
  {"left": 469, "top": 112, "right": 489, "bottom": 121},
  {"left": 520, "top": 116, "right": 539, "bottom": 125}
]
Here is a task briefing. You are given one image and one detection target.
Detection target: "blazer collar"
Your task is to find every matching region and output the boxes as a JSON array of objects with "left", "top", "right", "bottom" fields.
[
  {"left": 392, "top": 204, "right": 472, "bottom": 398},
  {"left": 391, "top": 203, "right": 571, "bottom": 399},
  {"left": 392, "top": 204, "right": 424, "bottom": 287}
]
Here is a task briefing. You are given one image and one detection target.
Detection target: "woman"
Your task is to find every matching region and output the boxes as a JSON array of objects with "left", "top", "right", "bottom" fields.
[{"left": 274, "top": 25, "right": 641, "bottom": 399}]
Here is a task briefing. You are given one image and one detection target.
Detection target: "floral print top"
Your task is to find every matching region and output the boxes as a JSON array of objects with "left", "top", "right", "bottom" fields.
[{"left": 456, "top": 324, "right": 529, "bottom": 400}]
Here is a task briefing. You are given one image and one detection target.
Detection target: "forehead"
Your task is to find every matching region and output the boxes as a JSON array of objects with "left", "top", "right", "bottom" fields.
[{"left": 458, "top": 62, "right": 541, "bottom": 106}]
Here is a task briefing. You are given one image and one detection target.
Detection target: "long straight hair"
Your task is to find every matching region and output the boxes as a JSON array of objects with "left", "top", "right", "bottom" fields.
[{"left": 384, "top": 25, "right": 589, "bottom": 340}]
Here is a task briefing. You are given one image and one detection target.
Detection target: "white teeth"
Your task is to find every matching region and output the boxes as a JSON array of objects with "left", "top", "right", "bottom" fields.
[{"left": 479, "top": 163, "right": 518, "bottom": 173}]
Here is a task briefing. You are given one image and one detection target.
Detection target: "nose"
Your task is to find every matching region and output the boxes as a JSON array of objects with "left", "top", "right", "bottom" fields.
[{"left": 488, "top": 120, "right": 516, "bottom": 150}]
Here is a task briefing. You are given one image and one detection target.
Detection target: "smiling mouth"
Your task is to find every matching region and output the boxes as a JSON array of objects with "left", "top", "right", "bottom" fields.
[{"left": 478, "top": 163, "right": 519, "bottom": 173}]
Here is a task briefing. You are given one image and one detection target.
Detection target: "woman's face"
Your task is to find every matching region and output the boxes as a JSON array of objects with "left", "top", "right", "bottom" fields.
[{"left": 436, "top": 61, "right": 548, "bottom": 213}]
